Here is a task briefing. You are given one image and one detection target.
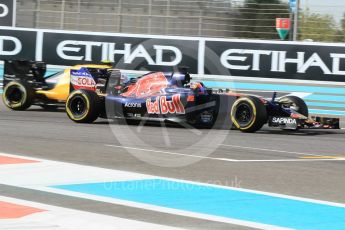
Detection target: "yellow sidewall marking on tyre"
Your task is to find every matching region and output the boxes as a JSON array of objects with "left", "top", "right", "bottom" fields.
[
  {"left": 2, "top": 82, "right": 27, "bottom": 109},
  {"left": 231, "top": 98, "right": 257, "bottom": 130},
  {"left": 66, "top": 91, "right": 90, "bottom": 121}
]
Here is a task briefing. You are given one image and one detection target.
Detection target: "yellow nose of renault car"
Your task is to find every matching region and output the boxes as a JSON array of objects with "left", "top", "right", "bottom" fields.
[{"left": 2, "top": 60, "right": 111, "bottom": 110}]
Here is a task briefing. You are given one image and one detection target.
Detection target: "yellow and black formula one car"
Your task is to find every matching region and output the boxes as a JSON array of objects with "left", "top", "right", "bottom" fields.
[{"left": 2, "top": 60, "right": 111, "bottom": 110}]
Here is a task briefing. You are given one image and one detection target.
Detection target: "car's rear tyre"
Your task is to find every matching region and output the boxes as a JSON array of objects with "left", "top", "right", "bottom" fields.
[
  {"left": 2, "top": 81, "right": 35, "bottom": 110},
  {"left": 278, "top": 96, "right": 308, "bottom": 117},
  {"left": 231, "top": 96, "right": 267, "bottom": 133},
  {"left": 66, "top": 90, "right": 100, "bottom": 123}
]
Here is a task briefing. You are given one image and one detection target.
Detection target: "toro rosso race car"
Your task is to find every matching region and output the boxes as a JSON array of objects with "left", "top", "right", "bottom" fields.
[
  {"left": 2, "top": 60, "right": 111, "bottom": 110},
  {"left": 64, "top": 67, "right": 339, "bottom": 132}
]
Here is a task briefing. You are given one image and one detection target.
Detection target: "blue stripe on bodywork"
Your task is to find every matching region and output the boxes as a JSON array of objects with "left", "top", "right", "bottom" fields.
[{"left": 52, "top": 179, "right": 345, "bottom": 230}]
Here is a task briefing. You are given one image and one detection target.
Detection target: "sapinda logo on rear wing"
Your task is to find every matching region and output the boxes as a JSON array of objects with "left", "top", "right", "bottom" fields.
[{"left": 146, "top": 94, "right": 185, "bottom": 114}]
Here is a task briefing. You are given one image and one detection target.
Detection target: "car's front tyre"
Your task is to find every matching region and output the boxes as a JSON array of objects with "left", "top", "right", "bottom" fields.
[{"left": 231, "top": 96, "right": 267, "bottom": 133}]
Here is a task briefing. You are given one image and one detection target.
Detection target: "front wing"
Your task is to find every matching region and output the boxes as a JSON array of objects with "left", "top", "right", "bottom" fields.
[{"left": 268, "top": 116, "right": 340, "bottom": 130}]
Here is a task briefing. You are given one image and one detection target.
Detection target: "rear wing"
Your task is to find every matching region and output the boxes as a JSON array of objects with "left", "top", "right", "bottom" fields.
[
  {"left": 70, "top": 67, "right": 120, "bottom": 95},
  {"left": 3, "top": 60, "right": 46, "bottom": 86}
]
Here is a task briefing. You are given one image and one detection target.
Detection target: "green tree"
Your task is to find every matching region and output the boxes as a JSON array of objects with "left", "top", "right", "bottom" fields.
[
  {"left": 334, "top": 13, "right": 345, "bottom": 42},
  {"left": 299, "top": 10, "right": 340, "bottom": 42},
  {"left": 234, "top": 0, "right": 290, "bottom": 39},
  {"left": 341, "top": 13, "right": 345, "bottom": 31}
]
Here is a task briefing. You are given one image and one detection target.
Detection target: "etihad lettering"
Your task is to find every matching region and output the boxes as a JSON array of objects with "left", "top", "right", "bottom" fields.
[
  {"left": 0, "top": 36, "right": 22, "bottom": 55},
  {"left": 56, "top": 40, "right": 182, "bottom": 66},
  {"left": 0, "top": 4, "right": 9, "bottom": 18},
  {"left": 220, "top": 49, "right": 345, "bottom": 75},
  {"left": 146, "top": 94, "right": 185, "bottom": 114}
]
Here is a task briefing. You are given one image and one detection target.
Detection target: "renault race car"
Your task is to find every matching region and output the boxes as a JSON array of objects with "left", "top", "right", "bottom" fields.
[
  {"left": 64, "top": 67, "right": 339, "bottom": 132},
  {"left": 2, "top": 60, "right": 111, "bottom": 110}
]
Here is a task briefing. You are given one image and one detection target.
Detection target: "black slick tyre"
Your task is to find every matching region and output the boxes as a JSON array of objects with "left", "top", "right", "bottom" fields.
[
  {"left": 231, "top": 96, "right": 267, "bottom": 133},
  {"left": 2, "top": 81, "right": 35, "bottom": 110},
  {"left": 66, "top": 90, "right": 100, "bottom": 123}
]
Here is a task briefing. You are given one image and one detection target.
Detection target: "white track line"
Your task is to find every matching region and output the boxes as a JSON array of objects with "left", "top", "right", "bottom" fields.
[
  {"left": 220, "top": 144, "right": 326, "bottom": 157},
  {"left": 106, "top": 144, "right": 345, "bottom": 162},
  {"left": 105, "top": 144, "right": 238, "bottom": 162},
  {"left": 228, "top": 158, "right": 345, "bottom": 162}
]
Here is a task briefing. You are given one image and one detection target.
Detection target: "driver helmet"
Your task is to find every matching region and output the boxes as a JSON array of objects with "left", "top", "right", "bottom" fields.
[
  {"left": 190, "top": 82, "right": 206, "bottom": 94},
  {"left": 190, "top": 82, "right": 203, "bottom": 89}
]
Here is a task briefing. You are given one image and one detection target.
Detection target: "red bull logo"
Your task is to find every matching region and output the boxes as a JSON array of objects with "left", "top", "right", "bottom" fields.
[{"left": 146, "top": 94, "right": 185, "bottom": 114}]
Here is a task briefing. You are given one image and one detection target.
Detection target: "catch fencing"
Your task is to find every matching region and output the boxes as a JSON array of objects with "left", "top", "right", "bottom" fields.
[{"left": 14, "top": 0, "right": 344, "bottom": 42}]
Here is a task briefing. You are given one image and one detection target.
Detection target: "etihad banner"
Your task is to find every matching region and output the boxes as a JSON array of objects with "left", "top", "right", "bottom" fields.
[
  {"left": 41, "top": 31, "right": 199, "bottom": 73},
  {"left": 0, "top": 28, "right": 199, "bottom": 73},
  {"left": 205, "top": 40, "right": 345, "bottom": 82},
  {"left": 1, "top": 27, "right": 345, "bottom": 82}
]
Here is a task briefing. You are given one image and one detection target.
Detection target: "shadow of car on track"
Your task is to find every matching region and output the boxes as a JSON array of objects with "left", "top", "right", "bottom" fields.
[
  {"left": 94, "top": 119, "right": 193, "bottom": 128},
  {"left": 93, "top": 119, "right": 343, "bottom": 136},
  {"left": 256, "top": 128, "right": 343, "bottom": 136},
  {"left": 24, "top": 106, "right": 65, "bottom": 113}
]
